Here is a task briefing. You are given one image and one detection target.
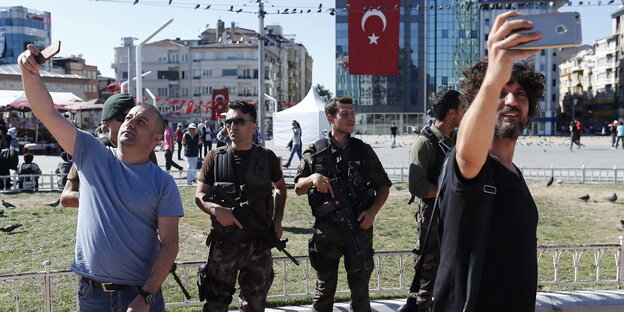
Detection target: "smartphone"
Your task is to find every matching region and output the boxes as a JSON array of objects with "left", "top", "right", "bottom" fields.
[
  {"left": 34, "top": 41, "right": 61, "bottom": 64},
  {"left": 508, "top": 12, "right": 582, "bottom": 50}
]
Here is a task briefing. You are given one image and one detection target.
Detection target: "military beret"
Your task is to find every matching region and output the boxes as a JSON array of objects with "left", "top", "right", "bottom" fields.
[{"left": 101, "top": 93, "right": 135, "bottom": 122}]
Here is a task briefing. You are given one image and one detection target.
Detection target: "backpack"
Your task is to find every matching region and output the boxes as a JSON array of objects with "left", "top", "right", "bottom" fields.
[{"left": 18, "top": 163, "right": 38, "bottom": 191}]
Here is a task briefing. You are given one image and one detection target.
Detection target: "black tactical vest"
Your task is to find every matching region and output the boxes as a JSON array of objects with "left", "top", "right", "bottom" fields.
[
  {"left": 210, "top": 145, "right": 274, "bottom": 242},
  {"left": 307, "top": 137, "right": 374, "bottom": 216}
]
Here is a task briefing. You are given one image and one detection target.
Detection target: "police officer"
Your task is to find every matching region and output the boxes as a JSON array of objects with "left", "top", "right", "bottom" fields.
[
  {"left": 294, "top": 96, "right": 391, "bottom": 311},
  {"left": 195, "top": 100, "right": 287, "bottom": 312},
  {"left": 399, "top": 90, "right": 464, "bottom": 311}
]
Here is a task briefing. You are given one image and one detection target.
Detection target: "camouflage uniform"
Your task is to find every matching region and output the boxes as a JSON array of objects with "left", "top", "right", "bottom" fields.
[
  {"left": 201, "top": 240, "right": 274, "bottom": 312},
  {"left": 296, "top": 135, "right": 391, "bottom": 312},
  {"left": 198, "top": 145, "right": 282, "bottom": 312},
  {"left": 407, "top": 125, "right": 455, "bottom": 310}
]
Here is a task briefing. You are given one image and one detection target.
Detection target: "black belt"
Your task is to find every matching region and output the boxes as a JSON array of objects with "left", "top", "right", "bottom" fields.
[{"left": 82, "top": 277, "right": 131, "bottom": 292}]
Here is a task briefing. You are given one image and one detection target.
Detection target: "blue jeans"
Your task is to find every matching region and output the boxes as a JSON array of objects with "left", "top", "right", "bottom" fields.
[
  {"left": 285, "top": 144, "right": 302, "bottom": 166},
  {"left": 77, "top": 277, "right": 164, "bottom": 312}
]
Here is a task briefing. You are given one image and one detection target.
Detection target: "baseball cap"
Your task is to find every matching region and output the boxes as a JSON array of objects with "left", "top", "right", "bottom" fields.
[
  {"left": 101, "top": 93, "right": 136, "bottom": 122},
  {"left": 188, "top": 123, "right": 197, "bottom": 129}
]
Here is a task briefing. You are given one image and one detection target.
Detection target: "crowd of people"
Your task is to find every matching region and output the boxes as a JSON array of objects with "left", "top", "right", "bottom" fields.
[{"left": 15, "top": 11, "right": 553, "bottom": 312}]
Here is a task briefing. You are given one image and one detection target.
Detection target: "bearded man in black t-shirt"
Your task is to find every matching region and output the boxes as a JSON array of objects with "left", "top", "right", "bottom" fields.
[{"left": 432, "top": 11, "right": 545, "bottom": 312}]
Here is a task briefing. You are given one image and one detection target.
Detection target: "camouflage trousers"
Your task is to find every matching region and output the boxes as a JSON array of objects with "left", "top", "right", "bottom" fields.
[
  {"left": 308, "top": 220, "right": 375, "bottom": 312},
  {"left": 202, "top": 240, "right": 274, "bottom": 312},
  {"left": 410, "top": 201, "right": 440, "bottom": 311}
]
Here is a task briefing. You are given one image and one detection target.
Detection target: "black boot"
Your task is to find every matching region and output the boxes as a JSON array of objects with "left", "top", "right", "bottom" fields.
[{"left": 397, "top": 298, "right": 419, "bottom": 312}]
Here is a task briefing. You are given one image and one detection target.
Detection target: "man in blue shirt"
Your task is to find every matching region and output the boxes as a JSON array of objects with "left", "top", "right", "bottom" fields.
[{"left": 19, "top": 45, "right": 183, "bottom": 312}]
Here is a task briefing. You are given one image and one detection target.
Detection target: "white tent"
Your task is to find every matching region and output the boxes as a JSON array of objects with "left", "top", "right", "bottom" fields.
[{"left": 272, "top": 87, "right": 330, "bottom": 147}]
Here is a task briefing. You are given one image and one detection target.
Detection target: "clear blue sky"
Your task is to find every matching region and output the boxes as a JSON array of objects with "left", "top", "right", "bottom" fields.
[{"left": 4, "top": 1, "right": 620, "bottom": 96}]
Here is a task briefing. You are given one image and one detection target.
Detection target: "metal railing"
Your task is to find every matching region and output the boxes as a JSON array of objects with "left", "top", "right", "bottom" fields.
[
  {"left": 278, "top": 165, "right": 624, "bottom": 185},
  {"left": 2, "top": 238, "right": 623, "bottom": 311}
]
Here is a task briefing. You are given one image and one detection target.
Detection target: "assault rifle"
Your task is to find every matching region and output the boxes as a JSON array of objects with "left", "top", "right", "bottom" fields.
[
  {"left": 203, "top": 183, "right": 300, "bottom": 266},
  {"left": 325, "top": 177, "right": 369, "bottom": 272}
]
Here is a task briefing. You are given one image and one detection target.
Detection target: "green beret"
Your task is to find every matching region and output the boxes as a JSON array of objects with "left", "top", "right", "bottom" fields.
[{"left": 101, "top": 93, "right": 135, "bottom": 122}]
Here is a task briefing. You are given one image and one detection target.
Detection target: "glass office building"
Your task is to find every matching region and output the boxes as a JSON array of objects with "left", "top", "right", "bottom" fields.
[
  {"left": 335, "top": 0, "right": 480, "bottom": 135},
  {"left": 0, "top": 6, "right": 51, "bottom": 66}
]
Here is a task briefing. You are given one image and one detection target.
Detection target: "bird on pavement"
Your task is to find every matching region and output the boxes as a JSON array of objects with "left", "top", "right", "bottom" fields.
[
  {"left": 2, "top": 200, "right": 16, "bottom": 208},
  {"left": 546, "top": 176, "right": 554, "bottom": 187},
  {"left": 0, "top": 223, "right": 21, "bottom": 233},
  {"left": 44, "top": 199, "right": 60, "bottom": 207},
  {"left": 0, "top": 209, "right": 4, "bottom": 217},
  {"left": 620, "top": 220, "right": 624, "bottom": 230},
  {"left": 606, "top": 193, "right": 618, "bottom": 202},
  {"left": 578, "top": 194, "right": 590, "bottom": 201}
]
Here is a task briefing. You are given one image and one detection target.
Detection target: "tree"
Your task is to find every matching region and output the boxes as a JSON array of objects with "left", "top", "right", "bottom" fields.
[{"left": 314, "top": 84, "right": 333, "bottom": 101}]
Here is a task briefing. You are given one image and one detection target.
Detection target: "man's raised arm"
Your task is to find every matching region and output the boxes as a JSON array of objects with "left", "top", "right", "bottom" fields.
[{"left": 18, "top": 45, "right": 76, "bottom": 155}]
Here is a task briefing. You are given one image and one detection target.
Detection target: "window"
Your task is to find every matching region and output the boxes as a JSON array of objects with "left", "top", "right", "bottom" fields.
[
  {"left": 181, "top": 88, "right": 189, "bottom": 96},
  {"left": 541, "top": 50, "right": 546, "bottom": 56},
  {"left": 193, "top": 52, "right": 202, "bottom": 62},
  {"left": 223, "top": 69, "right": 237, "bottom": 76},
  {"left": 551, "top": 94, "right": 556, "bottom": 102},
  {"left": 202, "top": 86, "right": 210, "bottom": 95},
  {"left": 552, "top": 79, "right": 556, "bottom": 87},
  {"left": 202, "top": 69, "right": 212, "bottom": 77},
  {"left": 242, "top": 68, "right": 251, "bottom": 78},
  {"left": 181, "top": 54, "right": 189, "bottom": 62},
  {"left": 181, "top": 71, "right": 188, "bottom": 79},
  {"left": 193, "top": 69, "right": 201, "bottom": 79},
  {"left": 193, "top": 86, "right": 201, "bottom": 96},
  {"left": 441, "top": 30, "right": 449, "bottom": 38},
  {"left": 158, "top": 54, "right": 168, "bottom": 62},
  {"left": 470, "top": 30, "right": 478, "bottom": 38},
  {"left": 157, "top": 88, "right": 168, "bottom": 97},
  {"left": 485, "top": 18, "right": 490, "bottom": 26},
  {"left": 552, "top": 64, "right": 557, "bottom": 72},
  {"left": 170, "top": 54, "right": 178, "bottom": 63},
  {"left": 540, "top": 64, "right": 545, "bottom": 71},
  {"left": 122, "top": 72, "right": 128, "bottom": 79}
]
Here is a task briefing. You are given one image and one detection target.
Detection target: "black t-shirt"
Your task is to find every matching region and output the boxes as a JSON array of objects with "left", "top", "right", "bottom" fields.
[
  {"left": 434, "top": 149, "right": 538, "bottom": 312},
  {"left": 390, "top": 126, "right": 398, "bottom": 135}
]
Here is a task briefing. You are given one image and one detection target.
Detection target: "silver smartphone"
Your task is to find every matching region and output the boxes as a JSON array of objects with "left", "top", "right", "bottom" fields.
[{"left": 508, "top": 12, "right": 582, "bottom": 50}]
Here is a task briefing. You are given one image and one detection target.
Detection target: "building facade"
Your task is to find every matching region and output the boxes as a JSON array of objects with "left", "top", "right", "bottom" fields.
[
  {"left": 612, "top": 6, "right": 624, "bottom": 119},
  {"left": 560, "top": 36, "right": 618, "bottom": 130},
  {"left": 52, "top": 57, "right": 99, "bottom": 101},
  {"left": 0, "top": 6, "right": 51, "bottom": 67},
  {"left": 111, "top": 20, "right": 313, "bottom": 125}
]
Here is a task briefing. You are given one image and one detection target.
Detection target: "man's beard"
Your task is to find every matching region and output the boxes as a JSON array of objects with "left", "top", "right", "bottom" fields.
[{"left": 494, "top": 108, "right": 527, "bottom": 139}]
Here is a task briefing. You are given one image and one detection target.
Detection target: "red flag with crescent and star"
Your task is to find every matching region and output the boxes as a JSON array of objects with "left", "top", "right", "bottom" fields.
[
  {"left": 211, "top": 88, "right": 229, "bottom": 120},
  {"left": 348, "top": 0, "right": 400, "bottom": 75}
]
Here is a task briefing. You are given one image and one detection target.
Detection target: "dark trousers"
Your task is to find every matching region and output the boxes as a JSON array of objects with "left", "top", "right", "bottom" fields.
[
  {"left": 409, "top": 201, "right": 440, "bottom": 311},
  {"left": 176, "top": 140, "right": 183, "bottom": 160},
  {"left": 165, "top": 150, "right": 183, "bottom": 171},
  {"left": 203, "top": 140, "right": 212, "bottom": 157},
  {"left": 308, "top": 222, "right": 374, "bottom": 312}
]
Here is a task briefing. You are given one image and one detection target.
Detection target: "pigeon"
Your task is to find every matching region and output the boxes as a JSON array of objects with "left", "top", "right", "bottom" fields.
[
  {"left": 606, "top": 193, "right": 618, "bottom": 202},
  {"left": 44, "top": 199, "right": 60, "bottom": 207},
  {"left": 2, "top": 200, "right": 16, "bottom": 208},
  {"left": 0, "top": 209, "right": 4, "bottom": 217},
  {"left": 546, "top": 176, "right": 554, "bottom": 187},
  {"left": 620, "top": 220, "right": 624, "bottom": 230},
  {"left": 0, "top": 223, "right": 21, "bottom": 233},
  {"left": 578, "top": 194, "right": 590, "bottom": 201}
]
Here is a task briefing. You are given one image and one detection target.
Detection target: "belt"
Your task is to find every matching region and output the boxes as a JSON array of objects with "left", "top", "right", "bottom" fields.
[{"left": 82, "top": 277, "right": 131, "bottom": 292}]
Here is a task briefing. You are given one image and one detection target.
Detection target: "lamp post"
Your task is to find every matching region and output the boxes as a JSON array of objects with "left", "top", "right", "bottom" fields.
[
  {"left": 257, "top": 0, "right": 266, "bottom": 146},
  {"left": 135, "top": 18, "right": 174, "bottom": 102}
]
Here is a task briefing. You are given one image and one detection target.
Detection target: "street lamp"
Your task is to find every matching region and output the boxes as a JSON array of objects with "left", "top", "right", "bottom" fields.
[{"left": 135, "top": 18, "right": 174, "bottom": 102}]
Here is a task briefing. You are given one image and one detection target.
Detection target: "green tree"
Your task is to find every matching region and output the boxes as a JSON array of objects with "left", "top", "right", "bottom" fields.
[{"left": 314, "top": 84, "right": 333, "bottom": 100}]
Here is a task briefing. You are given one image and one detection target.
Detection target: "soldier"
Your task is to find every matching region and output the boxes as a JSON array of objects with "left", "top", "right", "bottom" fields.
[
  {"left": 194, "top": 100, "right": 287, "bottom": 312},
  {"left": 399, "top": 90, "right": 464, "bottom": 311},
  {"left": 294, "top": 96, "right": 391, "bottom": 311}
]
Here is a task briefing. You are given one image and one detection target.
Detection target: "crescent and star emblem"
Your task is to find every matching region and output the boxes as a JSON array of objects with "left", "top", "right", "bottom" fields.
[
  {"left": 361, "top": 9, "right": 387, "bottom": 45},
  {"left": 214, "top": 94, "right": 225, "bottom": 103}
]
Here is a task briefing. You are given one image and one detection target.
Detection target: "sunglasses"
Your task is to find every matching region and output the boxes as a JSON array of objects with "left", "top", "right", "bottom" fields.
[
  {"left": 113, "top": 114, "right": 127, "bottom": 123},
  {"left": 225, "top": 118, "right": 255, "bottom": 127}
]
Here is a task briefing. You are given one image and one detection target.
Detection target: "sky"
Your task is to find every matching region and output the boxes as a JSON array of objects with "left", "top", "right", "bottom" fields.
[{"left": 4, "top": 0, "right": 621, "bottom": 96}]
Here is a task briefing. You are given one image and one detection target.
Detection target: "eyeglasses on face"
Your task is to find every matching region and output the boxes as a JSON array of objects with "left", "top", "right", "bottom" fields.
[{"left": 225, "top": 117, "right": 255, "bottom": 127}]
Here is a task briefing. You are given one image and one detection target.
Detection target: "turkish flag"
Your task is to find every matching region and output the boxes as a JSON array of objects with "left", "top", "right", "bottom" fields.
[
  {"left": 348, "top": 0, "right": 400, "bottom": 75},
  {"left": 211, "top": 88, "right": 229, "bottom": 120},
  {"left": 185, "top": 100, "right": 195, "bottom": 114}
]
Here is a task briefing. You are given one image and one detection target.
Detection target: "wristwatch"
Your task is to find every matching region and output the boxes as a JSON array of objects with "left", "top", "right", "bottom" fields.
[{"left": 137, "top": 288, "right": 155, "bottom": 304}]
